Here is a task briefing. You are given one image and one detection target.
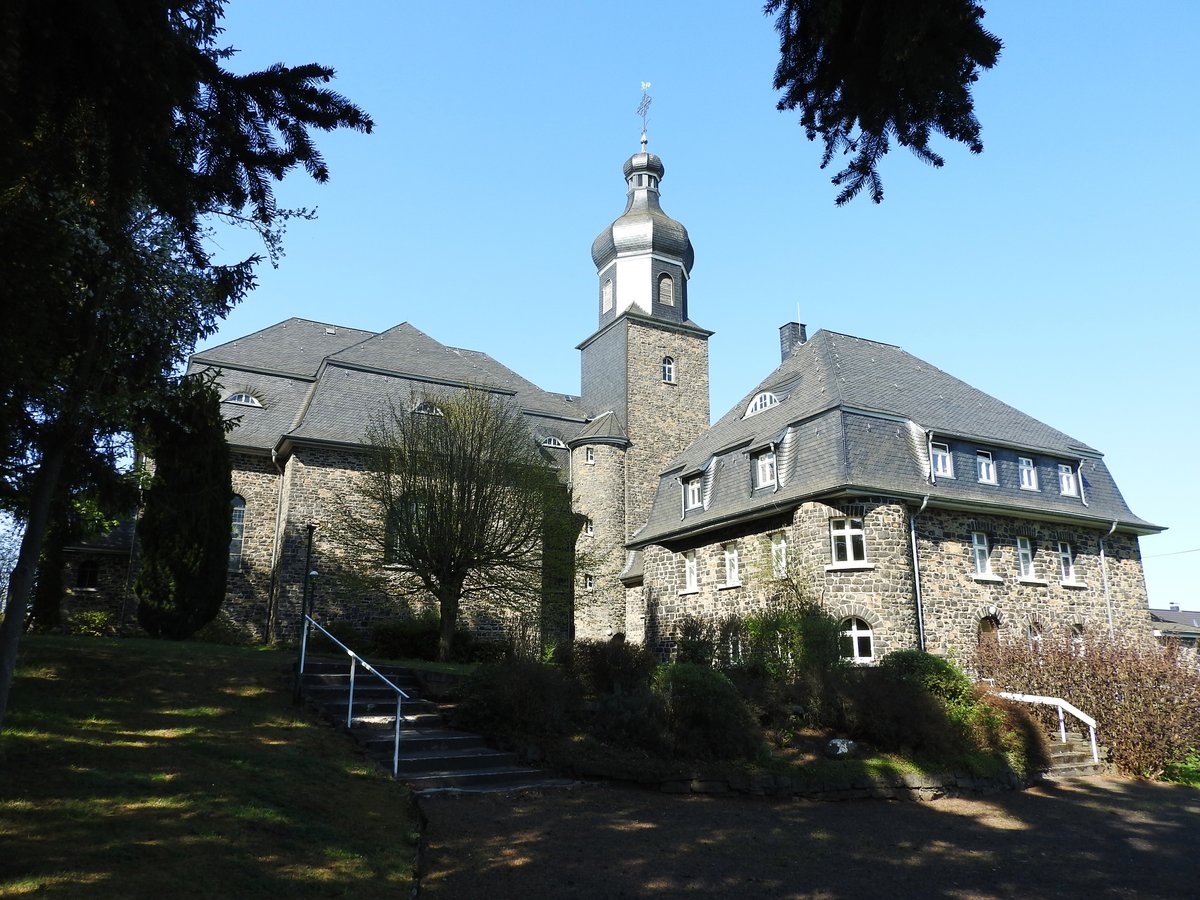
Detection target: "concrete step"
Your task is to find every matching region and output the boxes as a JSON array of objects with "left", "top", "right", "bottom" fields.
[
  {"left": 402, "top": 765, "right": 561, "bottom": 793},
  {"left": 360, "top": 728, "right": 486, "bottom": 755},
  {"left": 390, "top": 747, "right": 518, "bottom": 775}
]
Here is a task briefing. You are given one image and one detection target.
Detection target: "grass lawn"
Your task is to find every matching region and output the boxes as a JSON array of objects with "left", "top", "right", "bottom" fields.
[{"left": 0, "top": 635, "right": 418, "bottom": 898}]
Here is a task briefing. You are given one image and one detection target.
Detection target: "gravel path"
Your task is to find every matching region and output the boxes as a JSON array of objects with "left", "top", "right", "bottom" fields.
[{"left": 417, "top": 776, "right": 1199, "bottom": 898}]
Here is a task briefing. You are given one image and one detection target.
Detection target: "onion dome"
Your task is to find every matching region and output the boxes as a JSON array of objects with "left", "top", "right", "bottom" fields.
[{"left": 591, "top": 144, "right": 694, "bottom": 275}]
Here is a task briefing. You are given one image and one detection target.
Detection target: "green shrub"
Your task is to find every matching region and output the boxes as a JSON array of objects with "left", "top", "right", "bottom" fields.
[
  {"left": 451, "top": 659, "right": 579, "bottom": 737},
  {"left": 721, "top": 597, "right": 843, "bottom": 681},
  {"left": 590, "top": 689, "right": 672, "bottom": 754},
  {"left": 829, "top": 665, "right": 970, "bottom": 757},
  {"left": 674, "top": 615, "right": 716, "bottom": 666},
  {"left": 653, "top": 663, "right": 762, "bottom": 760},
  {"left": 977, "top": 632, "right": 1200, "bottom": 779},
  {"left": 369, "top": 615, "right": 477, "bottom": 662},
  {"left": 569, "top": 637, "right": 658, "bottom": 696},
  {"left": 879, "top": 650, "right": 974, "bottom": 712},
  {"left": 66, "top": 611, "right": 115, "bottom": 638}
]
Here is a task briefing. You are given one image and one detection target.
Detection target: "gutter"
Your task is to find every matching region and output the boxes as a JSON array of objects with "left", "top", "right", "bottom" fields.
[{"left": 910, "top": 495, "right": 930, "bottom": 652}]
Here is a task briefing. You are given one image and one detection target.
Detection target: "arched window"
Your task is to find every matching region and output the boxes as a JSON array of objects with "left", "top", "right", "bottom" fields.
[
  {"left": 661, "top": 356, "right": 675, "bottom": 383},
  {"left": 541, "top": 436, "right": 566, "bottom": 449},
  {"left": 601, "top": 279, "right": 613, "bottom": 313},
  {"left": 745, "top": 391, "right": 780, "bottom": 417},
  {"left": 76, "top": 560, "right": 99, "bottom": 590},
  {"left": 840, "top": 618, "right": 874, "bottom": 663},
  {"left": 224, "top": 392, "right": 262, "bottom": 407},
  {"left": 1070, "top": 623, "right": 1085, "bottom": 656},
  {"left": 978, "top": 615, "right": 1001, "bottom": 647},
  {"left": 658, "top": 274, "right": 674, "bottom": 307},
  {"left": 228, "top": 496, "right": 246, "bottom": 572},
  {"left": 412, "top": 401, "right": 444, "bottom": 417}
]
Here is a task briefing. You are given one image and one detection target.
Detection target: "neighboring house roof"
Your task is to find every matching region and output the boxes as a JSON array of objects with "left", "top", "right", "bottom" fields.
[
  {"left": 63, "top": 518, "right": 136, "bottom": 555},
  {"left": 633, "top": 329, "right": 1161, "bottom": 547},
  {"left": 1149, "top": 609, "right": 1200, "bottom": 640},
  {"left": 189, "top": 318, "right": 588, "bottom": 458}
]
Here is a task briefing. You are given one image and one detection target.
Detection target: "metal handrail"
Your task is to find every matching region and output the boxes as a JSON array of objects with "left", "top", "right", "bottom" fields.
[
  {"left": 997, "top": 691, "right": 1099, "bottom": 764},
  {"left": 299, "top": 614, "right": 410, "bottom": 776}
]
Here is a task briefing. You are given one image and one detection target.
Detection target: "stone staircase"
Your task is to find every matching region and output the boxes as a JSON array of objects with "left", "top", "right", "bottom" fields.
[
  {"left": 298, "top": 658, "right": 572, "bottom": 793},
  {"left": 1040, "top": 731, "right": 1108, "bottom": 779}
]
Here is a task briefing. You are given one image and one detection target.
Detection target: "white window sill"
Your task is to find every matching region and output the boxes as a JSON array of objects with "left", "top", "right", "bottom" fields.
[
  {"left": 825, "top": 562, "right": 875, "bottom": 572},
  {"left": 678, "top": 587, "right": 699, "bottom": 596},
  {"left": 1018, "top": 578, "right": 1049, "bottom": 586},
  {"left": 718, "top": 581, "right": 742, "bottom": 590},
  {"left": 972, "top": 574, "right": 1003, "bottom": 583},
  {"left": 1060, "top": 580, "right": 1089, "bottom": 589},
  {"left": 1019, "top": 486, "right": 1040, "bottom": 492},
  {"left": 977, "top": 480, "right": 998, "bottom": 486}
]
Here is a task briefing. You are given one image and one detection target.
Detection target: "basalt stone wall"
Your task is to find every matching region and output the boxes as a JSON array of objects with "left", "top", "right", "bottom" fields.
[
  {"left": 63, "top": 554, "right": 134, "bottom": 625},
  {"left": 226, "top": 451, "right": 281, "bottom": 640},
  {"left": 914, "top": 510, "right": 1153, "bottom": 656},
  {"left": 572, "top": 442, "right": 627, "bottom": 640}
]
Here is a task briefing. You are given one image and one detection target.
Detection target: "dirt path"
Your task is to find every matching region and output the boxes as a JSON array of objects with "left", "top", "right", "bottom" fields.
[{"left": 417, "top": 776, "right": 1199, "bottom": 898}]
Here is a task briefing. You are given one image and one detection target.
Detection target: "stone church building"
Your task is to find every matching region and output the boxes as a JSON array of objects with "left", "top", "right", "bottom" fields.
[{"left": 68, "top": 139, "right": 1162, "bottom": 660}]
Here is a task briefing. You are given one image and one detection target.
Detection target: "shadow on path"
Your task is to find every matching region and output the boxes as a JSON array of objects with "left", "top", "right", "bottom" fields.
[{"left": 418, "top": 776, "right": 1199, "bottom": 898}]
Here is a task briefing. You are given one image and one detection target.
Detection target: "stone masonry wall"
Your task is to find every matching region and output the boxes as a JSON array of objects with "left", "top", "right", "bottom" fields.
[
  {"left": 226, "top": 451, "right": 282, "bottom": 641},
  {"left": 639, "top": 496, "right": 1154, "bottom": 663},
  {"left": 571, "top": 442, "right": 627, "bottom": 639}
]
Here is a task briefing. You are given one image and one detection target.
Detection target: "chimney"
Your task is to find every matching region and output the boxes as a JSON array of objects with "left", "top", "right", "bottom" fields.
[
  {"left": 1170, "top": 602, "right": 1180, "bottom": 612},
  {"left": 779, "top": 322, "right": 808, "bottom": 362}
]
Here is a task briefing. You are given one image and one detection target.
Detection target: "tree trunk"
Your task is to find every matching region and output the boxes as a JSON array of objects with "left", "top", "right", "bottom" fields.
[
  {"left": 436, "top": 587, "right": 461, "bottom": 663},
  {"left": 0, "top": 440, "right": 69, "bottom": 730},
  {"left": 28, "top": 491, "right": 71, "bottom": 632}
]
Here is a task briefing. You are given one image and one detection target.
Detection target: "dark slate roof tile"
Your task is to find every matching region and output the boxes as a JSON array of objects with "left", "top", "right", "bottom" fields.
[{"left": 193, "top": 318, "right": 377, "bottom": 378}]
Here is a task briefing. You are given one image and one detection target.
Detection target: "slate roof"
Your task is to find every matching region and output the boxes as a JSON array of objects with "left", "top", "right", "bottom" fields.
[
  {"left": 189, "top": 318, "right": 589, "bottom": 457},
  {"left": 633, "top": 329, "right": 1160, "bottom": 546}
]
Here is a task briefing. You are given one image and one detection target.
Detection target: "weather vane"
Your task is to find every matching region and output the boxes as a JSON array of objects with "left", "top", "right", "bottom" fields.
[{"left": 637, "top": 81, "right": 652, "bottom": 148}]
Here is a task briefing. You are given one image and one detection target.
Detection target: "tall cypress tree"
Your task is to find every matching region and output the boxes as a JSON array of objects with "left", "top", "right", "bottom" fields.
[{"left": 134, "top": 376, "right": 232, "bottom": 639}]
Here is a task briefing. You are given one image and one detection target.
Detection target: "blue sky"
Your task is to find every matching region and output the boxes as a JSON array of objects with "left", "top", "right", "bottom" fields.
[{"left": 205, "top": 1, "right": 1199, "bottom": 609}]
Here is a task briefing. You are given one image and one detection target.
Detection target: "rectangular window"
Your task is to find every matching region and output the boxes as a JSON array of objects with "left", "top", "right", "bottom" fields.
[
  {"left": 1058, "top": 541, "right": 1075, "bottom": 582},
  {"left": 584, "top": 574, "right": 594, "bottom": 590},
  {"left": 754, "top": 450, "right": 777, "bottom": 489},
  {"left": 585, "top": 446, "right": 595, "bottom": 465},
  {"left": 931, "top": 442, "right": 954, "bottom": 479},
  {"left": 830, "top": 517, "right": 867, "bottom": 564},
  {"left": 1058, "top": 463, "right": 1078, "bottom": 496},
  {"left": 1017, "top": 536, "right": 1034, "bottom": 579},
  {"left": 684, "top": 550, "right": 697, "bottom": 591},
  {"left": 1018, "top": 457, "right": 1038, "bottom": 491},
  {"left": 584, "top": 518, "right": 594, "bottom": 537},
  {"left": 972, "top": 532, "right": 991, "bottom": 576},
  {"left": 771, "top": 533, "right": 788, "bottom": 578},
  {"left": 976, "top": 450, "right": 996, "bottom": 484},
  {"left": 684, "top": 477, "right": 702, "bottom": 510},
  {"left": 723, "top": 544, "right": 740, "bottom": 585}
]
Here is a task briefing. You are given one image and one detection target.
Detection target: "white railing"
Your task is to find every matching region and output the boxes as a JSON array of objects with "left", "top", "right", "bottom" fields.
[
  {"left": 299, "top": 615, "right": 410, "bottom": 776},
  {"left": 998, "top": 691, "right": 1099, "bottom": 764}
]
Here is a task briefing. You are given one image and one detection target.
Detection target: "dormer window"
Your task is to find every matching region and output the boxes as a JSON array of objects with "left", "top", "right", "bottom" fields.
[
  {"left": 684, "top": 477, "right": 702, "bottom": 510},
  {"left": 661, "top": 356, "right": 675, "bottom": 383},
  {"left": 976, "top": 450, "right": 996, "bottom": 484},
  {"left": 224, "top": 392, "right": 261, "bottom": 408},
  {"left": 754, "top": 450, "right": 776, "bottom": 489},
  {"left": 745, "top": 391, "right": 779, "bottom": 417},
  {"left": 1058, "top": 463, "right": 1078, "bottom": 496},
  {"left": 412, "top": 401, "right": 444, "bottom": 417},
  {"left": 931, "top": 442, "right": 954, "bottom": 479},
  {"left": 1018, "top": 457, "right": 1038, "bottom": 491},
  {"left": 541, "top": 436, "right": 566, "bottom": 449}
]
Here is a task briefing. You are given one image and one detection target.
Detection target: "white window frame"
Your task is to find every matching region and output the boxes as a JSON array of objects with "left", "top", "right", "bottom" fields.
[
  {"left": 661, "top": 356, "right": 675, "bottom": 383},
  {"left": 684, "top": 477, "right": 702, "bottom": 510},
  {"left": 683, "top": 550, "right": 698, "bottom": 592},
  {"left": 224, "top": 391, "right": 261, "bottom": 407},
  {"left": 1018, "top": 456, "right": 1039, "bottom": 491},
  {"left": 1017, "top": 536, "right": 1035, "bottom": 579},
  {"left": 972, "top": 531, "right": 991, "bottom": 576},
  {"left": 976, "top": 450, "right": 996, "bottom": 484},
  {"left": 722, "top": 543, "right": 740, "bottom": 586},
  {"left": 1058, "top": 463, "right": 1078, "bottom": 496},
  {"left": 584, "top": 518, "right": 594, "bottom": 537},
  {"left": 542, "top": 436, "right": 566, "bottom": 449},
  {"left": 754, "top": 450, "right": 777, "bottom": 489},
  {"left": 840, "top": 618, "right": 874, "bottom": 664},
  {"left": 830, "top": 517, "right": 867, "bottom": 564},
  {"left": 584, "top": 573, "right": 594, "bottom": 590},
  {"left": 585, "top": 446, "right": 595, "bottom": 465},
  {"left": 1058, "top": 541, "right": 1076, "bottom": 582},
  {"left": 931, "top": 442, "right": 954, "bottom": 479},
  {"left": 771, "top": 533, "right": 788, "bottom": 579},
  {"left": 229, "top": 496, "right": 246, "bottom": 572},
  {"left": 745, "top": 391, "right": 779, "bottom": 417}
]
